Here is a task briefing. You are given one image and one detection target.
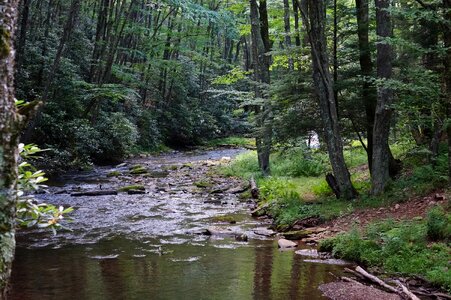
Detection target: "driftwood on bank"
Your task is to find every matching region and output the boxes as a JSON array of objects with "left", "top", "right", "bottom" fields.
[
  {"left": 394, "top": 280, "right": 420, "bottom": 300},
  {"left": 344, "top": 266, "right": 447, "bottom": 300},
  {"left": 355, "top": 266, "right": 399, "bottom": 294},
  {"left": 71, "top": 190, "right": 118, "bottom": 197},
  {"left": 344, "top": 267, "right": 365, "bottom": 280},
  {"left": 250, "top": 177, "right": 259, "bottom": 199},
  {"left": 341, "top": 276, "right": 364, "bottom": 286}
]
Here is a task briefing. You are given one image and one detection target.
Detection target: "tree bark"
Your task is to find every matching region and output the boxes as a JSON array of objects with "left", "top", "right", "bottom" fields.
[
  {"left": 301, "top": 0, "right": 357, "bottom": 199},
  {"left": 283, "top": 0, "right": 294, "bottom": 70},
  {"left": 292, "top": 0, "right": 301, "bottom": 47},
  {"left": 371, "top": 0, "right": 393, "bottom": 195},
  {"left": 249, "top": 0, "right": 272, "bottom": 176},
  {"left": 0, "top": 0, "right": 20, "bottom": 296},
  {"left": 443, "top": 0, "right": 451, "bottom": 184},
  {"left": 333, "top": 0, "right": 339, "bottom": 111},
  {"left": 355, "top": 0, "right": 376, "bottom": 171},
  {"left": 15, "top": 0, "right": 29, "bottom": 70}
]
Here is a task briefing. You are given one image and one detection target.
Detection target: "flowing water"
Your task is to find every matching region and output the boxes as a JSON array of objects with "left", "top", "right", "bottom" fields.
[{"left": 10, "top": 149, "right": 345, "bottom": 300}]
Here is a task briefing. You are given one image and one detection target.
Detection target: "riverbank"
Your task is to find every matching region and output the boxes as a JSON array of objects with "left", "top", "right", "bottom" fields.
[{"left": 219, "top": 145, "right": 451, "bottom": 296}]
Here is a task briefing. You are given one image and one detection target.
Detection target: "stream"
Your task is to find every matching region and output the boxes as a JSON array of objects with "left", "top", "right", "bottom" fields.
[{"left": 10, "top": 148, "right": 345, "bottom": 300}]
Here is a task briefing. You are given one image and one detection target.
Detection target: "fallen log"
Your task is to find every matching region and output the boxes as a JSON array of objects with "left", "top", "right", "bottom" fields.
[
  {"left": 344, "top": 267, "right": 365, "bottom": 280},
  {"left": 355, "top": 266, "right": 398, "bottom": 294},
  {"left": 226, "top": 184, "right": 250, "bottom": 194},
  {"left": 250, "top": 177, "right": 259, "bottom": 199},
  {"left": 71, "top": 190, "right": 118, "bottom": 197},
  {"left": 341, "top": 276, "right": 364, "bottom": 286},
  {"left": 394, "top": 280, "right": 420, "bottom": 300}
]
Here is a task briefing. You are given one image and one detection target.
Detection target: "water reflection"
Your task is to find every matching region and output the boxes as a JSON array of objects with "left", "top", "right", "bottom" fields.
[{"left": 11, "top": 237, "right": 341, "bottom": 300}]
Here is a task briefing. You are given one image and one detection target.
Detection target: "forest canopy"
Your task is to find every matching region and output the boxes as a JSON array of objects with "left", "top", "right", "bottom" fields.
[{"left": 14, "top": 0, "right": 451, "bottom": 193}]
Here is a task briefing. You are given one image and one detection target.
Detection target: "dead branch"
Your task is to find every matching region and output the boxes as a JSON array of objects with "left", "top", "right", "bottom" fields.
[{"left": 355, "top": 266, "right": 398, "bottom": 294}]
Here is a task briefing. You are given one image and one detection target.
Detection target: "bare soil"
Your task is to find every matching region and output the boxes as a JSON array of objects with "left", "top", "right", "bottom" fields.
[
  {"left": 302, "top": 191, "right": 448, "bottom": 242},
  {"left": 319, "top": 282, "right": 401, "bottom": 300}
]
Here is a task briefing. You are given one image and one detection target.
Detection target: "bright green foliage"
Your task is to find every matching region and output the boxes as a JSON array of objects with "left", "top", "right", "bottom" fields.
[
  {"left": 16, "top": 144, "right": 73, "bottom": 234},
  {"left": 320, "top": 215, "right": 451, "bottom": 292},
  {"left": 427, "top": 206, "right": 451, "bottom": 241}
]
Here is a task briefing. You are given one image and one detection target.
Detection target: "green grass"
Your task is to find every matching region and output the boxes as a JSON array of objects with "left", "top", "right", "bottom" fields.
[
  {"left": 220, "top": 141, "right": 450, "bottom": 291},
  {"left": 204, "top": 136, "right": 255, "bottom": 148},
  {"left": 319, "top": 209, "right": 451, "bottom": 292},
  {"left": 221, "top": 142, "right": 450, "bottom": 228}
]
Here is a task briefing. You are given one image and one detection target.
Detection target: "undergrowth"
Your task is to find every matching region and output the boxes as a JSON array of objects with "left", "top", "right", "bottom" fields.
[
  {"left": 319, "top": 208, "right": 451, "bottom": 292},
  {"left": 220, "top": 142, "right": 449, "bottom": 228}
]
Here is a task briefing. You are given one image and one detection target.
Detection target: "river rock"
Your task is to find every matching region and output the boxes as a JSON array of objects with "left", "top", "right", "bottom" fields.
[
  {"left": 205, "top": 226, "right": 235, "bottom": 236},
  {"left": 235, "top": 234, "right": 248, "bottom": 242},
  {"left": 253, "top": 228, "right": 276, "bottom": 237},
  {"left": 295, "top": 249, "right": 320, "bottom": 258},
  {"left": 278, "top": 238, "right": 297, "bottom": 249}
]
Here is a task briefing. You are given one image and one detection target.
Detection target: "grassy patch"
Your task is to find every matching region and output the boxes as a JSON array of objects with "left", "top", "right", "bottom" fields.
[
  {"left": 117, "top": 184, "right": 145, "bottom": 192},
  {"left": 221, "top": 143, "right": 450, "bottom": 229},
  {"left": 194, "top": 180, "right": 213, "bottom": 188},
  {"left": 107, "top": 171, "right": 121, "bottom": 177},
  {"left": 319, "top": 208, "right": 451, "bottom": 292},
  {"left": 209, "top": 215, "right": 238, "bottom": 224},
  {"left": 204, "top": 136, "right": 255, "bottom": 148},
  {"left": 129, "top": 165, "right": 148, "bottom": 175}
]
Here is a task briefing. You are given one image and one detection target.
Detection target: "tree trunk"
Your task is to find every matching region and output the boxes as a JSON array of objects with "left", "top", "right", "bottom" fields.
[
  {"left": 301, "top": 0, "right": 357, "bottom": 199},
  {"left": 443, "top": 0, "right": 451, "bottom": 184},
  {"left": 0, "top": 0, "right": 20, "bottom": 296},
  {"left": 16, "top": 0, "right": 29, "bottom": 70},
  {"left": 292, "top": 0, "right": 301, "bottom": 47},
  {"left": 333, "top": 0, "right": 339, "bottom": 112},
  {"left": 355, "top": 0, "right": 376, "bottom": 171},
  {"left": 371, "top": 0, "right": 393, "bottom": 195},
  {"left": 283, "top": 0, "right": 294, "bottom": 70},
  {"left": 249, "top": 0, "right": 272, "bottom": 176}
]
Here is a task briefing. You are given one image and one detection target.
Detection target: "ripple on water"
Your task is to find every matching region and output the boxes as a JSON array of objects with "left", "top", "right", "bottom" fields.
[
  {"left": 169, "top": 256, "right": 201, "bottom": 262},
  {"left": 88, "top": 254, "right": 119, "bottom": 260}
]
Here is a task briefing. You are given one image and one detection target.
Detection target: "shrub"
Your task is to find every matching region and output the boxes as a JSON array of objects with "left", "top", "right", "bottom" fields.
[
  {"left": 271, "top": 148, "right": 326, "bottom": 177},
  {"left": 95, "top": 112, "right": 139, "bottom": 162},
  {"left": 427, "top": 206, "right": 450, "bottom": 241},
  {"left": 325, "top": 218, "right": 451, "bottom": 292}
]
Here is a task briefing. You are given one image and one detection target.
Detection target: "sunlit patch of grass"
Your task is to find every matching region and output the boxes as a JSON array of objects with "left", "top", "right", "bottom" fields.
[{"left": 205, "top": 136, "right": 255, "bottom": 148}]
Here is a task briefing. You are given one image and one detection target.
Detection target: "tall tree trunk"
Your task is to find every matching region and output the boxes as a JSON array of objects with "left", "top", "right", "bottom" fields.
[
  {"left": 249, "top": 0, "right": 272, "bottom": 176},
  {"left": 301, "top": 0, "right": 357, "bottom": 199},
  {"left": 371, "top": 0, "right": 393, "bottom": 195},
  {"left": 292, "top": 0, "right": 301, "bottom": 47},
  {"left": 16, "top": 0, "right": 29, "bottom": 70},
  {"left": 333, "top": 0, "right": 339, "bottom": 111},
  {"left": 0, "top": 0, "right": 20, "bottom": 296},
  {"left": 283, "top": 0, "right": 294, "bottom": 70},
  {"left": 443, "top": 0, "right": 451, "bottom": 184},
  {"left": 355, "top": 0, "right": 376, "bottom": 171}
]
